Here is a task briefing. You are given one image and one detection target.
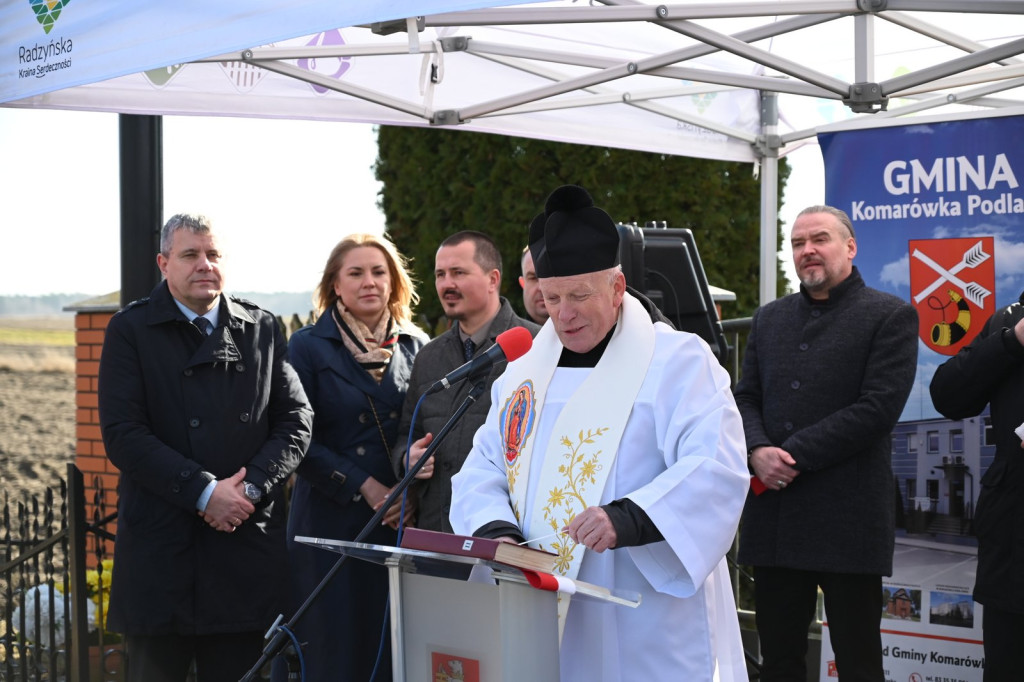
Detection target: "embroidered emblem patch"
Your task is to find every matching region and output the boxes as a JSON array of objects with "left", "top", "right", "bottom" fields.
[{"left": 500, "top": 380, "right": 535, "bottom": 466}]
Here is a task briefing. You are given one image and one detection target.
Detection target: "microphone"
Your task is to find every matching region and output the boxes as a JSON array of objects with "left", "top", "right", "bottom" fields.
[{"left": 427, "top": 326, "right": 533, "bottom": 394}]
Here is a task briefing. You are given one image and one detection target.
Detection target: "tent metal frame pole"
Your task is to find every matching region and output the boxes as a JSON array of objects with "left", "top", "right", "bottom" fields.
[
  {"left": 601, "top": 0, "right": 840, "bottom": 42},
  {"left": 887, "top": 58, "right": 1024, "bottom": 97},
  {"left": 451, "top": 3, "right": 1024, "bottom": 120},
  {"left": 468, "top": 51, "right": 760, "bottom": 143},
  {"left": 457, "top": 57, "right": 650, "bottom": 121},
  {"left": 426, "top": 1, "right": 858, "bottom": 27},
  {"left": 758, "top": 92, "right": 780, "bottom": 306},
  {"left": 246, "top": 56, "right": 430, "bottom": 118},
  {"left": 629, "top": 98, "right": 760, "bottom": 142},
  {"left": 652, "top": 18, "right": 851, "bottom": 95},
  {"left": 228, "top": 14, "right": 1024, "bottom": 129},
  {"left": 898, "top": 79, "right": 1024, "bottom": 109},
  {"left": 882, "top": 36, "right": 1024, "bottom": 95},
  {"left": 884, "top": 0, "right": 1024, "bottom": 12},
  {"left": 459, "top": 21, "right": 851, "bottom": 122},
  {"left": 475, "top": 82, "right": 757, "bottom": 138},
  {"left": 467, "top": 40, "right": 834, "bottom": 98},
  {"left": 471, "top": 10, "right": 857, "bottom": 98},
  {"left": 201, "top": 43, "right": 445, "bottom": 61},
  {"left": 854, "top": 13, "right": 875, "bottom": 84},
  {"left": 781, "top": 77, "right": 1024, "bottom": 144},
  {"left": 881, "top": 10, "right": 1024, "bottom": 64},
  {"left": 233, "top": 34, "right": 821, "bottom": 136},
  {"left": 299, "top": 0, "right": 1023, "bottom": 143},
  {"left": 471, "top": 52, "right": 737, "bottom": 104},
  {"left": 607, "top": 0, "right": 852, "bottom": 99}
]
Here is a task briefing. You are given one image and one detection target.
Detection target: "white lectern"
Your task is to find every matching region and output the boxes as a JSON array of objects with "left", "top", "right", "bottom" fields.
[{"left": 296, "top": 536, "right": 640, "bottom": 682}]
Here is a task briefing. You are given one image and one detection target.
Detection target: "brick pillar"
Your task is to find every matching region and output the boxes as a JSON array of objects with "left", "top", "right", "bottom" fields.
[
  {"left": 65, "top": 296, "right": 121, "bottom": 561},
  {"left": 75, "top": 312, "right": 112, "bottom": 484}
]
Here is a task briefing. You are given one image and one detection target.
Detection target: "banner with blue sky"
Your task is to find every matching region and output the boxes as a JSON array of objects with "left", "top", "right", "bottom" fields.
[
  {"left": 821, "top": 113, "right": 1024, "bottom": 422},
  {"left": 819, "top": 113, "right": 1024, "bottom": 682}
]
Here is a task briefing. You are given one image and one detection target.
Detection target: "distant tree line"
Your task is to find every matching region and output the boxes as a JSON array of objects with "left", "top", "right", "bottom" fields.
[
  {"left": 0, "top": 292, "right": 317, "bottom": 322},
  {"left": 0, "top": 294, "right": 87, "bottom": 317},
  {"left": 237, "top": 292, "right": 317, "bottom": 321}
]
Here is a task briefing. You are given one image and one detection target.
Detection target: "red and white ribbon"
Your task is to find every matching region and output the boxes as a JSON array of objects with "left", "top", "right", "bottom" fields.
[{"left": 522, "top": 570, "right": 576, "bottom": 594}]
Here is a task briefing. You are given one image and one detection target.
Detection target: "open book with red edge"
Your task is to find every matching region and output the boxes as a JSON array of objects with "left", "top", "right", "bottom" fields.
[{"left": 399, "top": 527, "right": 557, "bottom": 573}]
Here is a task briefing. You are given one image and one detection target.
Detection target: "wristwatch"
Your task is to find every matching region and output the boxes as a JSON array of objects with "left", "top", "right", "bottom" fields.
[{"left": 243, "top": 481, "right": 263, "bottom": 503}]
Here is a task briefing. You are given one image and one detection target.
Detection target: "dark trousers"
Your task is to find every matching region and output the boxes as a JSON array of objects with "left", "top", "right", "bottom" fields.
[
  {"left": 124, "top": 631, "right": 265, "bottom": 682},
  {"left": 982, "top": 602, "right": 1024, "bottom": 682},
  {"left": 753, "top": 566, "right": 883, "bottom": 682}
]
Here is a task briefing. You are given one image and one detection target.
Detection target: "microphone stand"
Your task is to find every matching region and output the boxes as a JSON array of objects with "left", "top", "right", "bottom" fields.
[{"left": 239, "top": 376, "right": 490, "bottom": 682}]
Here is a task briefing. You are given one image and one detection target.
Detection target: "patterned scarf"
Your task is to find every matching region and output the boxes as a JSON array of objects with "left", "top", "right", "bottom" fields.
[{"left": 332, "top": 301, "right": 399, "bottom": 383}]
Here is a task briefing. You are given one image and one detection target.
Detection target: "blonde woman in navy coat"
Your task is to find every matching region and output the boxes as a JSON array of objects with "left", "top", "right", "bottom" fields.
[{"left": 278, "top": 234, "right": 426, "bottom": 681}]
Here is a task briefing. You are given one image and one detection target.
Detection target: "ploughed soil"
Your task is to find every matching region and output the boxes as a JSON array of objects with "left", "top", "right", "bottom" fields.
[{"left": 0, "top": 342, "right": 76, "bottom": 504}]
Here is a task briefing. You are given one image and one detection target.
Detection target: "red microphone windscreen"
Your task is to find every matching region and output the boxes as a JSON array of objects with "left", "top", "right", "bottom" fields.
[{"left": 495, "top": 326, "right": 533, "bottom": 362}]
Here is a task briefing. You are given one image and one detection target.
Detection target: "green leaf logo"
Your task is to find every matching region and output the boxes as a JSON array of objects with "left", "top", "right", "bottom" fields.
[
  {"left": 29, "top": 0, "right": 70, "bottom": 35},
  {"left": 144, "top": 64, "right": 184, "bottom": 87}
]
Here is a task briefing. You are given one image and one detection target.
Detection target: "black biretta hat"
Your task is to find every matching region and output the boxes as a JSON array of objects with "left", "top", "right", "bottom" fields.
[{"left": 528, "top": 185, "right": 620, "bottom": 278}]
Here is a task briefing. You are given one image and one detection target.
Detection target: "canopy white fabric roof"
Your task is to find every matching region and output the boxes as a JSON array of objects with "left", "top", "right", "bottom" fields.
[{"left": 4, "top": 0, "right": 1024, "bottom": 303}]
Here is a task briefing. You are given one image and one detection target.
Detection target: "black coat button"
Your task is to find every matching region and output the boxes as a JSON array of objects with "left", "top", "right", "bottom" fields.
[
  {"left": 189, "top": 418, "right": 200, "bottom": 428},
  {"left": 235, "top": 364, "right": 245, "bottom": 372},
  {"left": 183, "top": 368, "right": 193, "bottom": 377},
  {"left": 239, "top": 412, "right": 250, "bottom": 423}
]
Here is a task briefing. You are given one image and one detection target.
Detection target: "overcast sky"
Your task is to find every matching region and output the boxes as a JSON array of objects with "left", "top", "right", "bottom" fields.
[{"left": 0, "top": 107, "right": 812, "bottom": 298}]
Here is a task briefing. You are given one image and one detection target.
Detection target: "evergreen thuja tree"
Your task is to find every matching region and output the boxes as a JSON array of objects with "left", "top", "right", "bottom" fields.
[{"left": 374, "top": 125, "right": 788, "bottom": 330}]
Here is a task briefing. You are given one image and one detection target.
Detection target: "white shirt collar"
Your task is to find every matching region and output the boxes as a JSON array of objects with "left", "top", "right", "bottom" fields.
[{"left": 172, "top": 297, "right": 220, "bottom": 330}]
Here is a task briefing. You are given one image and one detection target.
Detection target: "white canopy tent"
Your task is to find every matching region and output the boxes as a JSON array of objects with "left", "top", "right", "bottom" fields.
[{"left": 4, "top": 0, "right": 1024, "bottom": 304}]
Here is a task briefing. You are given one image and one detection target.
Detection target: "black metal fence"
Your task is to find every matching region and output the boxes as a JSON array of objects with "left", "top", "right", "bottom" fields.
[{"left": 1, "top": 464, "right": 121, "bottom": 682}]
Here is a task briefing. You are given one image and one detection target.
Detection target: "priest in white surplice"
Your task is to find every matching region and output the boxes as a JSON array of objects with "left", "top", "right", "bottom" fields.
[{"left": 450, "top": 185, "right": 751, "bottom": 682}]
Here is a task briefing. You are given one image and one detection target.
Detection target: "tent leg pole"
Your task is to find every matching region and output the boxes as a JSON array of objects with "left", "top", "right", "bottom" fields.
[{"left": 758, "top": 92, "right": 780, "bottom": 306}]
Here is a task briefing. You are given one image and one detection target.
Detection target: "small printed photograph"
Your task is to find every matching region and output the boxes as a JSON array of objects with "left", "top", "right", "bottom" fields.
[
  {"left": 929, "top": 590, "right": 975, "bottom": 628},
  {"left": 881, "top": 585, "right": 922, "bottom": 622}
]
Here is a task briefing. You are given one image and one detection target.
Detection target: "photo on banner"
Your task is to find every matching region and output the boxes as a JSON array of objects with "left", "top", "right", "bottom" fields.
[{"left": 817, "top": 112, "right": 1024, "bottom": 682}]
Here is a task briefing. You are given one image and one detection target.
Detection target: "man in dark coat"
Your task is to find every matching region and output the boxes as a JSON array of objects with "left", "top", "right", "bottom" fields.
[
  {"left": 734, "top": 205, "right": 918, "bottom": 682},
  {"left": 98, "top": 214, "right": 313, "bottom": 682},
  {"left": 519, "top": 245, "right": 549, "bottom": 324},
  {"left": 392, "top": 231, "right": 539, "bottom": 533},
  {"left": 930, "top": 292, "right": 1024, "bottom": 682}
]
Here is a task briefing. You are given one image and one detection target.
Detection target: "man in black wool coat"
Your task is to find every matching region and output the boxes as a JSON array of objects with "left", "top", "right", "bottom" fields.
[{"left": 734, "top": 204, "right": 918, "bottom": 682}]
